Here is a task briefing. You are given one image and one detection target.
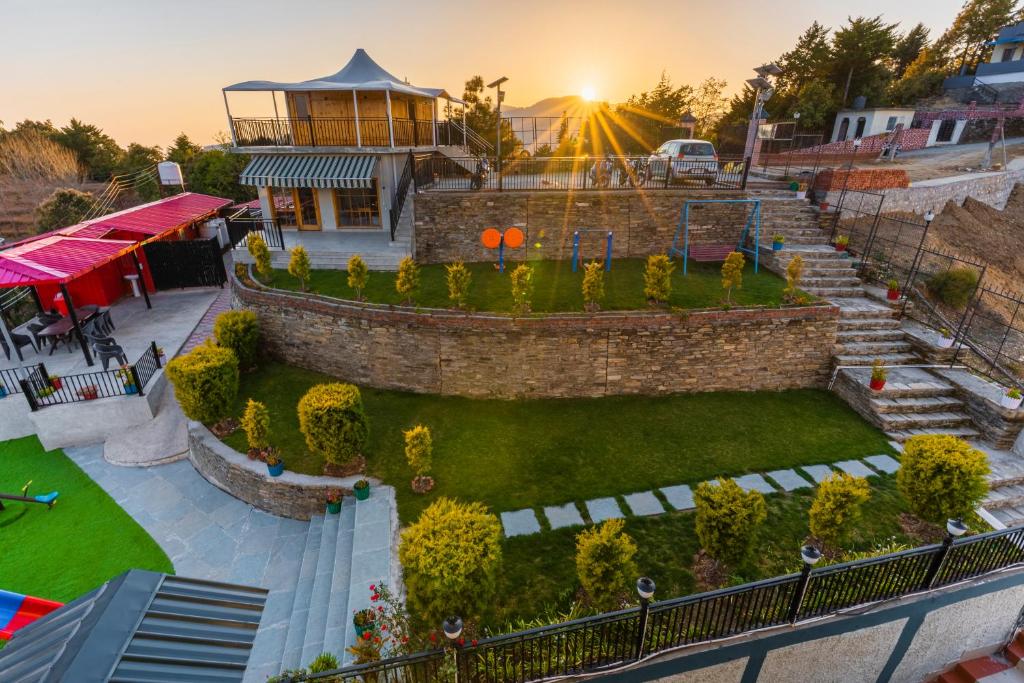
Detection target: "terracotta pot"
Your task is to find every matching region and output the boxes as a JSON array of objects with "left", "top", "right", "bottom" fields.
[
  {"left": 887, "top": 288, "right": 899, "bottom": 301},
  {"left": 835, "top": 244, "right": 847, "bottom": 252},
  {"left": 869, "top": 377, "right": 886, "bottom": 391}
]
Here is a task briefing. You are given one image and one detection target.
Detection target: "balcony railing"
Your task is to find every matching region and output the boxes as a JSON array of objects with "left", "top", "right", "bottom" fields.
[{"left": 230, "top": 117, "right": 459, "bottom": 148}]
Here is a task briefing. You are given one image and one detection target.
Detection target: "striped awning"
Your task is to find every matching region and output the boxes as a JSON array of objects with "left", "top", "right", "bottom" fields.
[{"left": 239, "top": 154, "right": 377, "bottom": 189}]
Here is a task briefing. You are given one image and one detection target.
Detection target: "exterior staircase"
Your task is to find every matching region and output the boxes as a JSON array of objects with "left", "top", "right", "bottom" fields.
[
  {"left": 242, "top": 487, "right": 398, "bottom": 682},
  {"left": 934, "top": 630, "right": 1024, "bottom": 682}
]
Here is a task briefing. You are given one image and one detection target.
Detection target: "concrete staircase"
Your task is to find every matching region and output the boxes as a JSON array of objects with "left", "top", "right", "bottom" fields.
[
  {"left": 242, "top": 486, "right": 398, "bottom": 681},
  {"left": 935, "top": 631, "right": 1024, "bottom": 682}
]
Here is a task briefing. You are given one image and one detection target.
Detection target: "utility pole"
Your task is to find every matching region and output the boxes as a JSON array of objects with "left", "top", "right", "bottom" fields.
[{"left": 488, "top": 77, "right": 508, "bottom": 191}]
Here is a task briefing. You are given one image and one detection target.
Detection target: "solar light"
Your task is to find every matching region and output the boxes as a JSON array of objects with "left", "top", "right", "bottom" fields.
[
  {"left": 924, "top": 210, "right": 935, "bottom": 225},
  {"left": 443, "top": 615, "right": 463, "bottom": 641},
  {"left": 946, "top": 519, "right": 968, "bottom": 538},
  {"left": 636, "top": 577, "right": 656, "bottom": 600},
  {"left": 800, "top": 545, "right": 823, "bottom": 566}
]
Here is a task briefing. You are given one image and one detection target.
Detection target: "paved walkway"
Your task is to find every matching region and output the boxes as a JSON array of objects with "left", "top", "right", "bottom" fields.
[
  {"left": 500, "top": 454, "right": 902, "bottom": 537},
  {"left": 178, "top": 287, "right": 233, "bottom": 356}
]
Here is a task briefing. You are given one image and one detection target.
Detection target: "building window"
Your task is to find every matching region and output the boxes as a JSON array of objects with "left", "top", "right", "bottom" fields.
[
  {"left": 1002, "top": 47, "right": 1016, "bottom": 62},
  {"left": 855, "top": 117, "right": 867, "bottom": 138},
  {"left": 333, "top": 182, "right": 380, "bottom": 227},
  {"left": 268, "top": 188, "right": 297, "bottom": 228},
  {"left": 885, "top": 116, "right": 898, "bottom": 131}
]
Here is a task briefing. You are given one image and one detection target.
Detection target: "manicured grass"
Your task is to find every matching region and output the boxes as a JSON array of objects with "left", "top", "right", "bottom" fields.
[
  {"left": 225, "top": 362, "right": 895, "bottom": 523},
  {"left": 257, "top": 258, "right": 794, "bottom": 312},
  {"left": 0, "top": 436, "right": 173, "bottom": 603}
]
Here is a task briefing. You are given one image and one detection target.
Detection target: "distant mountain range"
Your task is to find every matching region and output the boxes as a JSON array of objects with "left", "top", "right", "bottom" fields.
[{"left": 500, "top": 95, "right": 599, "bottom": 151}]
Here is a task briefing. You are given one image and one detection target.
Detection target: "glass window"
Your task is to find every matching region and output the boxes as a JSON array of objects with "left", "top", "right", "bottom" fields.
[
  {"left": 334, "top": 182, "right": 380, "bottom": 227},
  {"left": 1002, "top": 47, "right": 1016, "bottom": 62},
  {"left": 855, "top": 117, "right": 867, "bottom": 138},
  {"left": 269, "top": 188, "right": 297, "bottom": 228},
  {"left": 295, "top": 188, "right": 318, "bottom": 226},
  {"left": 679, "top": 142, "right": 716, "bottom": 156},
  {"left": 886, "top": 116, "right": 898, "bottom": 131}
]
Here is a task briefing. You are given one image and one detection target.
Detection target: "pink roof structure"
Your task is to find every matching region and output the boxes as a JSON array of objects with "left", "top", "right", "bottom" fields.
[{"left": 57, "top": 192, "right": 232, "bottom": 241}]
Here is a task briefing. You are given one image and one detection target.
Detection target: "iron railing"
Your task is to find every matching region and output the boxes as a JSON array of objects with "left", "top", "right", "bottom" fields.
[
  {"left": 19, "top": 342, "right": 162, "bottom": 410},
  {"left": 0, "top": 366, "right": 33, "bottom": 396},
  {"left": 231, "top": 116, "right": 454, "bottom": 148},
  {"left": 414, "top": 155, "right": 750, "bottom": 192},
  {"left": 956, "top": 286, "right": 1024, "bottom": 386},
  {"left": 390, "top": 154, "right": 414, "bottom": 240},
  {"left": 298, "top": 524, "right": 1024, "bottom": 683},
  {"left": 227, "top": 216, "right": 285, "bottom": 250}
]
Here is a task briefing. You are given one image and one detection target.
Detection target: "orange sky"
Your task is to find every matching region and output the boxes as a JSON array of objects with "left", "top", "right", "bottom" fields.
[{"left": 1, "top": 0, "right": 959, "bottom": 148}]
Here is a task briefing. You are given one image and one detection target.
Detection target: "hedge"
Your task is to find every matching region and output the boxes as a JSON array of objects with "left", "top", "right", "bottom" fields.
[
  {"left": 213, "top": 310, "right": 260, "bottom": 369},
  {"left": 165, "top": 341, "right": 239, "bottom": 423},
  {"left": 297, "top": 383, "right": 369, "bottom": 466}
]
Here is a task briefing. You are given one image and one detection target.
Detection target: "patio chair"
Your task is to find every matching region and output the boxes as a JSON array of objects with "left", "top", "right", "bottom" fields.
[
  {"left": 1, "top": 332, "right": 36, "bottom": 362},
  {"left": 94, "top": 340, "right": 128, "bottom": 371},
  {"left": 97, "top": 308, "right": 115, "bottom": 333},
  {"left": 25, "top": 322, "right": 47, "bottom": 350}
]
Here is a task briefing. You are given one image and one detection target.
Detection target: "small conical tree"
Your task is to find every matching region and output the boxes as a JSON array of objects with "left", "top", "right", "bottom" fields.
[
  {"left": 581, "top": 261, "right": 605, "bottom": 312},
  {"left": 247, "top": 233, "right": 272, "bottom": 280},
  {"left": 785, "top": 254, "right": 804, "bottom": 300},
  {"left": 643, "top": 254, "right": 674, "bottom": 304},
  {"left": 510, "top": 264, "right": 533, "bottom": 315},
  {"left": 288, "top": 245, "right": 311, "bottom": 292},
  {"left": 446, "top": 261, "right": 472, "bottom": 309},
  {"left": 241, "top": 399, "right": 271, "bottom": 454},
  {"left": 721, "top": 251, "right": 745, "bottom": 305},
  {"left": 395, "top": 257, "right": 420, "bottom": 305},
  {"left": 347, "top": 254, "right": 369, "bottom": 300},
  {"left": 404, "top": 424, "right": 433, "bottom": 485}
]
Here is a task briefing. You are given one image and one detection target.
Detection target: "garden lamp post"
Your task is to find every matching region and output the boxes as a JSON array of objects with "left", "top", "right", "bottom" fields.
[
  {"left": 743, "top": 63, "right": 782, "bottom": 164},
  {"left": 784, "top": 112, "right": 801, "bottom": 177},
  {"left": 488, "top": 76, "right": 508, "bottom": 191},
  {"left": 788, "top": 544, "right": 822, "bottom": 623},
  {"left": 443, "top": 615, "right": 464, "bottom": 683},
  {"left": 902, "top": 208, "right": 938, "bottom": 302},
  {"left": 924, "top": 519, "right": 968, "bottom": 590},
  {"left": 635, "top": 577, "right": 656, "bottom": 659}
]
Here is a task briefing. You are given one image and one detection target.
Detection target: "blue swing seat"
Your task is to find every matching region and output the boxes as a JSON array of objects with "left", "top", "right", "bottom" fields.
[{"left": 34, "top": 492, "right": 59, "bottom": 506}]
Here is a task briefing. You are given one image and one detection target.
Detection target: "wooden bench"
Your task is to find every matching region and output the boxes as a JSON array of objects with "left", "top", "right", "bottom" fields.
[{"left": 687, "top": 243, "right": 736, "bottom": 262}]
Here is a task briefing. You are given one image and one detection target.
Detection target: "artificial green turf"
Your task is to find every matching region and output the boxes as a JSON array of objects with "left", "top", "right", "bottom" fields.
[
  {"left": 257, "top": 258, "right": 794, "bottom": 313},
  {"left": 0, "top": 436, "right": 173, "bottom": 603},
  {"left": 224, "top": 362, "right": 895, "bottom": 522}
]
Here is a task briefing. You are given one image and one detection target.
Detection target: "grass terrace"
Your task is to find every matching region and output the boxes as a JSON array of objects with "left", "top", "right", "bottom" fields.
[
  {"left": 0, "top": 436, "right": 173, "bottom": 603},
  {"left": 256, "top": 258, "right": 794, "bottom": 312}
]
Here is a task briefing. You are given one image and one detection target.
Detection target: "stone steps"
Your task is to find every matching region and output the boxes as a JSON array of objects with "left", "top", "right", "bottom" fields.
[
  {"left": 833, "top": 352, "right": 920, "bottom": 366},
  {"left": 837, "top": 328, "right": 906, "bottom": 343},
  {"left": 876, "top": 411, "right": 973, "bottom": 432},
  {"left": 804, "top": 286, "right": 866, "bottom": 298},
  {"left": 803, "top": 276, "right": 864, "bottom": 288},
  {"left": 279, "top": 515, "right": 325, "bottom": 671},
  {"left": 323, "top": 501, "right": 357, "bottom": 664},
  {"left": 299, "top": 501, "right": 354, "bottom": 667},
  {"left": 834, "top": 340, "right": 914, "bottom": 356},
  {"left": 838, "top": 317, "right": 902, "bottom": 332},
  {"left": 886, "top": 426, "right": 981, "bottom": 443},
  {"left": 983, "top": 483, "right": 1024, "bottom": 511},
  {"left": 869, "top": 395, "right": 964, "bottom": 414},
  {"left": 989, "top": 507, "right": 1024, "bottom": 528},
  {"left": 833, "top": 299, "right": 900, "bottom": 320}
]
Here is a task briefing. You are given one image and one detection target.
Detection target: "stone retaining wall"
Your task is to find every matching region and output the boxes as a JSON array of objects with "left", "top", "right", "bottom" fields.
[
  {"left": 825, "top": 171, "right": 1024, "bottom": 217},
  {"left": 233, "top": 275, "right": 839, "bottom": 399},
  {"left": 412, "top": 190, "right": 798, "bottom": 264},
  {"left": 188, "top": 421, "right": 372, "bottom": 520}
]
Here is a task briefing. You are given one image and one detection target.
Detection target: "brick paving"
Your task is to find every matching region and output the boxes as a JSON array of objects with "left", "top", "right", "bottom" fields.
[{"left": 177, "top": 287, "right": 232, "bottom": 356}]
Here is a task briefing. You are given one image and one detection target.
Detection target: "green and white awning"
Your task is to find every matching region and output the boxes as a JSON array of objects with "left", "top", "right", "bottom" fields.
[{"left": 239, "top": 154, "right": 377, "bottom": 189}]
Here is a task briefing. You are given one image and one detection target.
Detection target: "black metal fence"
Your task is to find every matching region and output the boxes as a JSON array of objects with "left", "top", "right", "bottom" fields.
[
  {"left": 390, "top": 154, "right": 414, "bottom": 240},
  {"left": 956, "top": 286, "right": 1024, "bottom": 384},
  {"left": 18, "top": 342, "right": 162, "bottom": 410},
  {"left": 299, "top": 525, "right": 1024, "bottom": 683},
  {"left": 142, "top": 237, "right": 227, "bottom": 290},
  {"left": 755, "top": 131, "right": 827, "bottom": 180},
  {"left": 414, "top": 155, "right": 750, "bottom": 192},
  {"left": 227, "top": 216, "right": 285, "bottom": 251},
  {"left": 0, "top": 366, "right": 31, "bottom": 396}
]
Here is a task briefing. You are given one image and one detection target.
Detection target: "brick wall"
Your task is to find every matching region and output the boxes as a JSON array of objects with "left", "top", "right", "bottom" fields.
[
  {"left": 233, "top": 275, "right": 839, "bottom": 399},
  {"left": 814, "top": 168, "right": 911, "bottom": 192}
]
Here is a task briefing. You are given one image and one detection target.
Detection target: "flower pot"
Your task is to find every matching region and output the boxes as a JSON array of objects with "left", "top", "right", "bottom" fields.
[
  {"left": 887, "top": 288, "right": 899, "bottom": 301},
  {"left": 937, "top": 336, "right": 954, "bottom": 349},
  {"left": 796, "top": 191, "right": 807, "bottom": 200},
  {"left": 0, "top": 386, "right": 7, "bottom": 399},
  {"left": 267, "top": 461, "right": 285, "bottom": 477},
  {"left": 869, "top": 378, "right": 886, "bottom": 391},
  {"left": 124, "top": 384, "right": 138, "bottom": 395},
  {"left": 834, "top": 244, "right": 847, "bottom": 252},
  {"left": 50, "top": 378, "right": 62, "bottom": 390},
  {"left": 772, "top": 241, "right": 784, "bottom": 252},
  {"left": 820, "top": 202, "right": 830, "bottom": 211},
  {"left": 1001, "top": 395, "right": 1023, "bottom": 410},
  {"left": 158, "top": 352, "right": 167, "bottom": 365},
  {"left": 354, "top": 485, "right": 370, "bottom": 501},
  {"left": 353, "top": 621, "right": 374, "bottom": 638},
  {"left": 326, "top": 500, "right": 342, "bottom": 514}
]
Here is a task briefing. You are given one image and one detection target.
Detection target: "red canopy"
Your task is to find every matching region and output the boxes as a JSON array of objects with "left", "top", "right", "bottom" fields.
[{"left": 57, "top": 192, "right": 232, "bottom": 241}]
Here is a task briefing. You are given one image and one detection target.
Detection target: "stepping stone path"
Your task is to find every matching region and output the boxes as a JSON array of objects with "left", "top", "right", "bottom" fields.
[
  {"left": 766, "top": 469, "right": 813, "bottom": 492},
  {"left": 623, "top": 491, "right": 665, "bottom": 516},
  {"left": 499, "top": 456, "right": 904, "bottom": 537},
  {"left": 585, "top": 497, "right": 624, "bottom": 522},
  {"left": 501, "top": 509, "right": 541, "bottom": 537},
  {"left": 660, "top": 484, "right": 694, "bottom": 511},
  {"left": 544, "top": 503, "right": 585, "bottom": 529}
]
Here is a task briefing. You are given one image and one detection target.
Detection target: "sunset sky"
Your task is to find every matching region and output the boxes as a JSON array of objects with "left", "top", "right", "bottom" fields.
[{"left": 2, "top": 0, "right": 960, "bottom": 148}]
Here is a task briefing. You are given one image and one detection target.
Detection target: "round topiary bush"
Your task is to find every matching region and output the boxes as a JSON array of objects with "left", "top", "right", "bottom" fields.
[
  {"left": 809, "top": 472, "right": 870, "bottom": 548},
  {"left": 296, "top": 383, "right": 369, "bottom": 466},
  {"left": 213, "top": 310, "right": 260, "bottom": 369},
  {"left": 694, "top": 477, "right": 766, "bottom": 568},
  {"left": 896, "top": 434, "right": 989, "bottom": 523},
  {"left": 399, "top": 497, "right": 502, "bottom": 625},
  {"left": 575, "top": 518, "right": 637, "bottom": 611},
  {"left": 165, "top": 341, "right": 239, "bottom": 424}
]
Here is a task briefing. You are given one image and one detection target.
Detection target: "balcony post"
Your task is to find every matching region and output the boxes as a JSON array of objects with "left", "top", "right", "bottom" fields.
[
  {"left": 462, "top": 106, "right": 467, "bottom": 147},
  {"left": 432, "top": 98, "right": 437, "bottom": 147},
  {"left": 222, "top": 90, "right": 237, "bottom": 146},
  {"left": 385, "top": 90, "right": 396, "bottom": 148},
  {"left": 352, "top": 90, "right": 362, "bottom": 147}
]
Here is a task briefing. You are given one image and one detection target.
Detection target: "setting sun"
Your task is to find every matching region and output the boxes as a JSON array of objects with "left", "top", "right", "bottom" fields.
[{"left": 580, "top": 85, "right": 597, "bottom": 101}]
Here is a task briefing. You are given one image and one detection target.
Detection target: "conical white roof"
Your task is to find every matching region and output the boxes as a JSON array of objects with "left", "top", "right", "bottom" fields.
[{"left": 224, "top": 49, "right": 458, "bottom": 101}]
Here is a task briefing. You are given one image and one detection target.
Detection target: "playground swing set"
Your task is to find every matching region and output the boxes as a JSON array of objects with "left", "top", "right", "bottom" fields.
[{"left": 668, "top": 199, "right": 762, "bottom": 275}]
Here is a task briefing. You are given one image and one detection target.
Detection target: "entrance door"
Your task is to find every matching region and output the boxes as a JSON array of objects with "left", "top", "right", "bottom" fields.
[
  {"left": 937, "top": 119, "right": 957, "bottom": 143},
  {"left": 294, "top": 188, "right": 320, "bottom": 230},
  {"left": 837, "top": 118, "right": 850, "bottom": 142}
]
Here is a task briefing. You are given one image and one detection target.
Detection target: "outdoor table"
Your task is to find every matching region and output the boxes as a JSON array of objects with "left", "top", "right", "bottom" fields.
[{"left": 37, "top": 308, "right": 99, "bottom": 354}]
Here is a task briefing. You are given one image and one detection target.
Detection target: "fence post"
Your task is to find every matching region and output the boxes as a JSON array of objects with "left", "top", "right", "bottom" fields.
[
  {"left": 130, "top": 365, "right": 145, "bottom": 398},
  {"left": 741, "top": 157, "right": 752, "bottom": 190},
  {"left": 151, "top": 341, "right": 162, "bottom": 369},
  {"left": 19, "top": 380, "right": 38, "bottom": 412},
  {"left": 787, "top": 546, "right": 821, "bottom": 624},
  {"left": 634, "top": 577, "right": 655, "bottom": 660},
  {"left": 922, "top": 526, "right": 961, "bottom": 590},
  {"left": 409, "top": 151, "right": 417, "bottom": 191},
  {"left": 277, "top": 221, "right": 285, "bottom": 251}
]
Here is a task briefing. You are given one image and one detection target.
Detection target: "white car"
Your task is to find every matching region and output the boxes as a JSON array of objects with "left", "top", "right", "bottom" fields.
[{"left": 647, "top": 139, "right": 720, "bottom": 186}]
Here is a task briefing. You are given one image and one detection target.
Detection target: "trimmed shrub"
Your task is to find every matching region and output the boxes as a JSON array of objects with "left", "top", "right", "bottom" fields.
[
  {"left": 399, "top": 497, "right": 502, "bottom": 625},
  {"left": 643, "top": 254, "right": 674, "bottom": 303},
  {"left": 213, "top": 310, "right": 260, "bottom": 369},
  {"left": 575, "top": 518, "right": 638, "bottom": 611},
  {"left": 785, "top": 254, "right": 804, "bottom": 299},
  {"left": 809, "top": 472, "right": 871, "bottom": 548},
  {"left": 926, "top": 268, "right": 978, "bottom": 309},
  {"left": 404, "top": 424, "right": 433, "bottom": 477},
  {"left": 694, "top": 477, "right": 766, "bottom": 567},
  {"left": 897, "top": 434, "right": 990, "bottom": 522},
  {"left": 510, "top": 264, "right": 533, "bottom": 314},
  {"left": 581, "top": 261, "right": 605, "bottom": 311},
  {"left": 165, "top": 341, "right": 239, "bottom": 424},
  {"left": 308, "top": 652, "right": 339, "bottom": 674},
  {"left": 241, "top": 399, "right": 271, "bottom": 452},
  {"left": 446, "top": 261, "right": 472, "bottom": 308},
  {"left": 288, "top": 245, "right": 311, "bottom": 291},
  {"left": 247, "top": 233, "right": 272, "bottom": 279},
  {"left": 347, "top": 254, "right": 369, "bottom": 300},
  {"left": 721, "top": 252, "right": 745, "bottom": 304},
  {"left": 396, "top": 257, "right": 420, "bottom": 304},
  {"left": 297, "top": 383, "right": 369, "bottom": 466}
]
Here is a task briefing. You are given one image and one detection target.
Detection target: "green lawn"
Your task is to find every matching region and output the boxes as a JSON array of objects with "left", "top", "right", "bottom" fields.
[
  {"left": 0, "top": 436, "right": 173, "bottom": 603},
  {"left": 224, "top": 362, "right": 895, "bottom": 523},
  {"left": 257, "top": 259, "right": 794, "bottom": 313}
]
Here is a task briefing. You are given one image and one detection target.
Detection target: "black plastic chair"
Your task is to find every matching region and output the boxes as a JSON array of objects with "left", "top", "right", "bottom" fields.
[
  {"left": 1, "top": 332, "right": 36, "bottom": 362},
  {"left": 94, "top": 340, "right": 128, "bottom": 371}
]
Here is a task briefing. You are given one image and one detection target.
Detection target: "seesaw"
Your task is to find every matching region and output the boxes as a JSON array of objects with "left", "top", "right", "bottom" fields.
[{"left": 0, "top": 480, "right": 59, "bottom": 511}]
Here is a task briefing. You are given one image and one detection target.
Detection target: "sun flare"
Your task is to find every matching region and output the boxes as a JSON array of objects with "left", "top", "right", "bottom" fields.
[{"left": 580, "top": 85, "right": 597, "bottom": 101}]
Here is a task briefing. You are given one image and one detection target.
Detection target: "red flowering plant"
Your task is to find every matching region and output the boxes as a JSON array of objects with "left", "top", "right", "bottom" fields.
[{"left": 362, "top": 582, "right": 430, "bottom": 656}]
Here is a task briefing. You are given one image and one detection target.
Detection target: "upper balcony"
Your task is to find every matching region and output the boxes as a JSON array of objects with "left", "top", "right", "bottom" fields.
[{"left": 229, "top": 116, "right": 461, "bottom": 149}]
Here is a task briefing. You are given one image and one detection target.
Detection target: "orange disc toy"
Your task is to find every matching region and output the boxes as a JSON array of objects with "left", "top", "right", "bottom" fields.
[
  {"left": 481, "top": 228, "right": 502, "bottom": 249},
  {"left": 503, "top": 227, "right": 524, "bottom": 248}
]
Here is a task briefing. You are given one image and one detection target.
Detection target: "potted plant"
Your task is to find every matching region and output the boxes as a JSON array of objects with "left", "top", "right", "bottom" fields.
[
  {"left": 36, "top": 386, "right": 54, "bottom": 399},
  {"left": 886, "top": 278, "right": 900, "bottom": 301},
  {"left": 265, "top": 452, "right": 285, "bottom": 477},
  {"left": 796, "top": 183, "right": 808, "bottom": 200},
  {"left": 834, "top": 235, "right": 849, "bottom": 252},
  {"left": 352, "top": 607, "right": 376, "bottom": 638},
  {"left": 326, "top": 489, "right": 343, "bottom": 514},
  {"left": 116, "top": 365, "right": 137, "bottom": 394},
  {"left": 78, "top": 385, "right": 99, "bottom": 400},
  {"left": 937, "top": 328, "right": 955, "bottom": 349},
  {"left": 772, "top": 234, "right": 785, "bottom": 251},
  {"left": 354, "top": 478, "right": 370, "bottom": 501},
  {"left": 820, "top": 200, "right": 830, "bottom": 211},
  {"left": 0, "top": 383, "right": 7, "bottom": 399},
  {"left": 869, "top": 359, "right": 888, "bottom": 391},
  {"left": 157, "top": 346, "right": 167, "bottom": 365},
  {"left": 49, "top": 375, "right": 62, "bottom": 390},
  {"left": 1002, "top": 387, "right": 1023, "bottom": 410}
]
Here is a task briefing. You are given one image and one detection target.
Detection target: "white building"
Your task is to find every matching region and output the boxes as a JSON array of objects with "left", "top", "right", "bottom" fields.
[{"left": 829, "top": 107, "right": 917, "bottom": 143}]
